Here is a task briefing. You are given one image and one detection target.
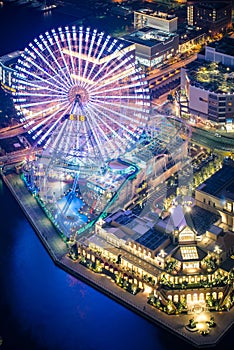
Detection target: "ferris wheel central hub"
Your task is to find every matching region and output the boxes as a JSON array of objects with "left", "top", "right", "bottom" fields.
[{"left": 68, "top": 86, "right": 89, "bottom": 106}]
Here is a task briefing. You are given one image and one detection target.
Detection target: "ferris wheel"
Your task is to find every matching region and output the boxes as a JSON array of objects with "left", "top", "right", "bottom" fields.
[{"left": 12, "top": 26, "right": 150, "bottom": 163}]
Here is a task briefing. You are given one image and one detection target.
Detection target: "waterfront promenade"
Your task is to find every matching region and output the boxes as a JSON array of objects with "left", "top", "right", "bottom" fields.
[{"left": 2, "top": 171, "right": 234, "bottom": 348}]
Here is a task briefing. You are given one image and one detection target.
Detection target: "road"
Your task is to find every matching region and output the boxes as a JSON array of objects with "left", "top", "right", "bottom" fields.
[
  {"left": 146, "top": 54, "right": 197, "bottom": 85},
  {"left": 0, "top": 147, "right": 37, "bottom": 165},
  {"left": 0, "top": 123, "right": 26, "bottom": 139},
  {"left": 191, "top": 126, "right": 234, "bottom": 152}
]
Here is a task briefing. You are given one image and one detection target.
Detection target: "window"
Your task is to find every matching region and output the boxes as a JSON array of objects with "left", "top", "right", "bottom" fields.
[{"left": 209, "top": 94, "right": 217, "bottom": 100}]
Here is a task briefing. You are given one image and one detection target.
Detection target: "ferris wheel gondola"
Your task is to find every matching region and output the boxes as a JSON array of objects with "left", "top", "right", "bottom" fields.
[{"left": 12, "top": 26, "right": 150, "bottom": 164}]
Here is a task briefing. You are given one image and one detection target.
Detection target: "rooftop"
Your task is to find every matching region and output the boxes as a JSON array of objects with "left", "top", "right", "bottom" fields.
[
  {"left": 186, "top": 59, "right": 234, "bottom": 94},
  {"left": 104, "top": 209, "right": 160, "bottom": 243},
  {"left": 194, "top": 1, "right": 231, "bottom": 10},
  {"left": 172, "top": 245, "right": 207, "bottom": 262},
  {"left": 135, "top": 8, "right": 176, "bottom": 21},
  {"left": 208, "top": 36, "right": 234, "bottom": 57},
  {"left": 0, "top": 50, "right": 22, "bottom": 66},
  {"left": 207, "top": 224, "right": 223, "bottom": 237},
  {"left": 135, "top": 227, "right": 167, "bottom": 251},
  {"left": 122, "top": 27, "right": 177, "bottom": 48},
  {"left": 197, "top": 164, "right": 234, "bottom": 200},
  {"left": 178, "top": 27, "right": 206, "bottom": 44},
  {"left": 220, "top": 255, "right": 234, "bottom": 272},
  {"left": 185, "top": 206, "right": 221, "bottom": 235},
  {"left": 161, "top": 205, "right": 220, "bottom": 236}
]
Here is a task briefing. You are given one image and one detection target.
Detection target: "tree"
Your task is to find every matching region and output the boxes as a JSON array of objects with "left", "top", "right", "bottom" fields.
[
  {"left": 167, "top": 94, "right": 174, "bottom": 102},
  {"left": 208, "top": 316, "right": 216, "bottom": 328},
  {"left": 188, "top": 317, "right": 197, "bottom": 329}
]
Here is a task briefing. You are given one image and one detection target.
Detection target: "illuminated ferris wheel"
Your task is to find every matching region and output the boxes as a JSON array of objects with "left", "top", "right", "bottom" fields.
[{"left": 12, "top": 26, "right": 150, "bottom": 164}]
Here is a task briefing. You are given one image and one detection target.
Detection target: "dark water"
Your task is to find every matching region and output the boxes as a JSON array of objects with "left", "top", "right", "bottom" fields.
[
  {"left": 0, "top": 3, "right": 77, "bottom": 56},
  {"left": 0, "top": 2, "right": 233, "bottom": 350},
  {"left": 0, "top": 178, "right": 166, "bottom": 350},
  {"left": 1, "top": 180, "right": 233, "bottom": 350}
]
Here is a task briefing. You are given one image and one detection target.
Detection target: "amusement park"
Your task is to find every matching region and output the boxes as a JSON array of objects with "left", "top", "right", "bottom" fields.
[
  {"left": 10, "top": 26, "right": 189, "bottom": 240},
  {"left": 1, "top": 22, "right": 234, "bottom": 349}
]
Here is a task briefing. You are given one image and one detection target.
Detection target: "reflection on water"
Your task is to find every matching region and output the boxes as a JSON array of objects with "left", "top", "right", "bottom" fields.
[
  {"left": 0, "top": 3, "right": 234, "bottom": 349},
  {"left": 2, "top": 176, "right": 233, "bottom": 350},
  {"left": 0, "top": 179, "right": 169, "bottom": 350}
]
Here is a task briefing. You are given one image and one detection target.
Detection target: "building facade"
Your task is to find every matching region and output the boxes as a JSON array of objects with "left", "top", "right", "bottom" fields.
[
  {"left": 187, "top": 1, "right": 232, "bottom": 35},
  {"left": 181, "top": 58, "right": 234, "bottom": 124},
  {"left": 122, "top": 27, "right": 179, "bottom": 68},
  {"left": 205, "top": 36, "right": 234, "bottom": 68},
  {"left": 195, "top": 163, "right": 234, "bottom": 232},
  {"left": 0, "top": 51, "right": 22, "bottom": 93},
  {"left": 134, "top": 9, "right": 178, "bottom": 33}
]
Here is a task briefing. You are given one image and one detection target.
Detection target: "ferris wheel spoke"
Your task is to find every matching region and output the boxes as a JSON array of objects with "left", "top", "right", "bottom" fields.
[
  {"left": 89, "top": 58, "right": 134, "bottom": 92},
  {"left": 92, "top": 99, "right": 148, "bottom": 126},
  {"left": 20, "top": 100, "right": 69, "bottom": 123},
  {"left": 38, "top": 107, "right": 71, "bottom": 145},
  {"left": 39, "top": 32, "right": 73, "bottom": 88},
  {"left": 93, "top": 93, "right": 150, "bottom": 109},
  {"left": 83, "top": 41, "right": 123, "bottom": 86},
  {"left": 80, "top": 27, "right": 91, "bottom": 88},
  {"left": 28, "top": 107, "right": 70, "bottom": 140},
  {"left": 76, "top": 26, "right": 83, "bottom": 84},
  {"left": 15, "top": 91, "right": 67, "bottom": 99},
  {"left": 29, "top": 101, "right": 70, "bottom": 134},
  {"left": 89, "top": 102, "right": 136, "bottom": 144},
  {"left": 14, "top": 63, "right": 69, "bottom": 95},
  {"left": 13, "top": 77, "right": 68, "bottom": 96},
  {"left": 83, "top": 31, "right": 105, "bottom": 85},
  {"left": 91, "top": 103, "right": 142, "bottom": 139},
  {"left": 18, "top": 95, "right": 68, "bottom": 109},
  {"left": 80, "top": 28, "right": 97, "bottom": 88},
  {"left": 85, "top": 104, "right": 117, "bottom": 156},
  {"left": 23, "top": 44, "right": 71, "bottom": 90},
  {"left": 14, "top": 26, "right": 148, "bottom": 156},
  {"left": 85, "top": 107, "right": 110, "bottom": 159},
  {"left": 90, "top": 80, "right": 144, "bottom": 96},
  {"left": 53, "top": 28, "right": 75, "bottom": 86},
  {"left": 64, "top": 26, "right": 76, "bottom": 81}
]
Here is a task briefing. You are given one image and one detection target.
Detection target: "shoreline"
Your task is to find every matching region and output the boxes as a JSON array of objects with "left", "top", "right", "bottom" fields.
[{"left": 2, "top": 171, "right": 234, "bottom": 348}]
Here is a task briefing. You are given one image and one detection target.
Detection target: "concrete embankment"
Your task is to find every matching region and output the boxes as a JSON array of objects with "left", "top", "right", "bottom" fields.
[{"left": 2, "top": 172, "right": 233, "bottom": 348}]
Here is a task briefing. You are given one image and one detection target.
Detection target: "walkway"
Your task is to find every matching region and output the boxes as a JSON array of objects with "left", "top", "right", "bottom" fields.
[{"left": 2, "top": 172, "right": 234, "bottom": 348}]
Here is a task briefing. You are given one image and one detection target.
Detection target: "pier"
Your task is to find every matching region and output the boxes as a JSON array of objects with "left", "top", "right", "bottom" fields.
[{"left": 1, "top": 171, "right": 234, "bottom": 348}]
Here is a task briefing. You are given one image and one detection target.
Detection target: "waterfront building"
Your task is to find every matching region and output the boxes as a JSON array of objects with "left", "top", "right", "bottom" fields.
[
  {"left": 78, "top": 196, "right": 234, "bottom": 314},
  {"left": 122, "top": 27, "right": 179, "bottom": 68},
  {"left": 6, "top": 25, "right": 234, "bottom": 343},
  {"left": 134, "top": 9, "right": 178, "bottom": 33},
  {"left": 0, "top": 50, "right": 22, "bottom": 92}
]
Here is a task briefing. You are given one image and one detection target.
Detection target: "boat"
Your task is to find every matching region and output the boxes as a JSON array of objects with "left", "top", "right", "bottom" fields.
[{"left": 37, "top": 1, "right": 57, "bottom": 11}]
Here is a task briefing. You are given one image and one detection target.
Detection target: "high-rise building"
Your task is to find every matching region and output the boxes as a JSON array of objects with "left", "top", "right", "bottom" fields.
[{"left": 187, "top": 1, "right": 232, "bottom": 35}]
